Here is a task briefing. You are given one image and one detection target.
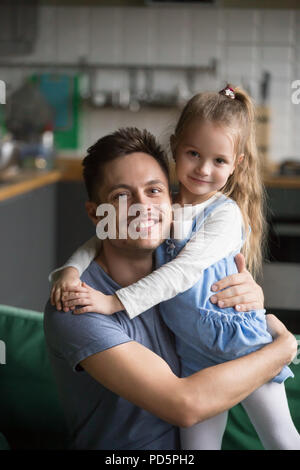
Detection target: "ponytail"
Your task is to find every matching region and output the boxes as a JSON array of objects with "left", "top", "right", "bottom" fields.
[{"left": 221, "top": 85, "right": 267, "bottom": 279}]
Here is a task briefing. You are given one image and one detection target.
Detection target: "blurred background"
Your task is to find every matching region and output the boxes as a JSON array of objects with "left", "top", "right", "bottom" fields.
[{"left": 0, "top": 0, "right": 299, "bottom": 331}]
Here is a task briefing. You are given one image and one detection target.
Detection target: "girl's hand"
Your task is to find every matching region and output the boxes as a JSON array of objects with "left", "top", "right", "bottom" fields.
[
  {"left": 61, "top": 282, "right": 124, "bottom": 315},
  {"left": 51, "top": 267, "right": 81, "bottom": 311},
  {"left": 209, "top": 253, "right": 264, "bottom": 312}
]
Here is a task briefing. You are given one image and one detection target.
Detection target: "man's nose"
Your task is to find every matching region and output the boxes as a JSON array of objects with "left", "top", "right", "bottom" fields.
[{"left": 132, "top": 193, "right": 152, "bottom": 213}]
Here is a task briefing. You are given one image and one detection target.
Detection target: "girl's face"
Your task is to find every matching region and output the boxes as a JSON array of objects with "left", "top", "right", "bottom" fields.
[{"left": 173, "top": 120, "right": 239, "bottom": 204}]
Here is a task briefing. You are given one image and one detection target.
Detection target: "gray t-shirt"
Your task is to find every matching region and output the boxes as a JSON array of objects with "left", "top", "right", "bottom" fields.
[{"left": 44, "top": 260, "right": 181, "bottom": 450}]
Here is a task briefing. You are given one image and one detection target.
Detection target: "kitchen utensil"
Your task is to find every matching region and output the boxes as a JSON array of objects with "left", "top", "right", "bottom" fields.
[{"left": 5, "top": 80, "right": 53, "bottom": 142}]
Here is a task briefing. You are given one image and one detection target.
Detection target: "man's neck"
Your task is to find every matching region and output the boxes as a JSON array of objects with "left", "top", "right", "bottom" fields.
[{"left": 95, "top": 241, "right": 155, "bottom": 288}]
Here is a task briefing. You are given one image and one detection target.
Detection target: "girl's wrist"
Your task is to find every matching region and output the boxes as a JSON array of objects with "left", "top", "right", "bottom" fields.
[
  {"left": 63, "top": 266, "right": 80, "bottom": 277},
  {"left": 111, "top": 294, "right": 124, "bottom": 314}
]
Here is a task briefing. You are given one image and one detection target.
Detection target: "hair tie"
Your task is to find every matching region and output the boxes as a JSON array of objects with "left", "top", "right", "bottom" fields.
[{"left": 219, "top": 86, "right": 235, "bottom": 99}]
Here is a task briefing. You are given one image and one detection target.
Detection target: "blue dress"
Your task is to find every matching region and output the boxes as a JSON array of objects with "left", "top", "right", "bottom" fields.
[{"left": 155, "top": 194, "right": 293, "bottom": 383}]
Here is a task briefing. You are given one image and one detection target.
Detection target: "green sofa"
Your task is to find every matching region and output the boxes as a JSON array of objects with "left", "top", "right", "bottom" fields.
[{"left": 0, "top": 304, "right": 299, "bottom": 450}]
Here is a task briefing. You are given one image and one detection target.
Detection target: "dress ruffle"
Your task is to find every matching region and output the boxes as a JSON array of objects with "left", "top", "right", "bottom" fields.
[{"left": 174, "top": 307, "right": 294, "bottom": 384}]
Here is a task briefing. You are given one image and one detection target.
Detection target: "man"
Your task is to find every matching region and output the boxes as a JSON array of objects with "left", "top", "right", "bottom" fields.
[{"left": 44, "top": 127, "right": 296, "bottom": 450}]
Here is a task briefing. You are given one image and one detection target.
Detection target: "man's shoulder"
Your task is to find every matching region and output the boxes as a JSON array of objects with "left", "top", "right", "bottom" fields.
[
  {"left": 80, "top": 260, "right": 113, "bottom": 294},
  {"left": 44, "top": 261, "right": 125, "bottom": 344},
  {"left": 43, "top": 298, "right": 133, "bottom": 372},
  {"left": 44, "top": 297, "right": 124, "bottom": 338}
]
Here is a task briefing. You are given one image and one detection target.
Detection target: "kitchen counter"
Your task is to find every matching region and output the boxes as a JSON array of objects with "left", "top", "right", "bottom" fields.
[
  {"left": 263, "top": 174, "right": 300, "bottom": 189},
  {"left": 0, "top": 158, "right": 300, "bottom": 203},
  {"left": 0, "top": 169, "right": 61, "bottom": 202},
  {"left": 0, "top": 158, "right": 86, "bottom": 202}
]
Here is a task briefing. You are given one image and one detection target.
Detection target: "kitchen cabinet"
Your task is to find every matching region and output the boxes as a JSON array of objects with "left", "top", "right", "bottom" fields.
[
  {"left": 0, "top": 184, "right": 57, "bottom": 312},
  {"left": 0, "top": 179, "right": 94, "bottom": 312},
  {"left": 266, "top": 187, "right": 300, "bottom": 263},
  {"left": 56, "top": 181, "right": 94, "bottom": 267},
  {"left": 263, "top": 187, "right": 300, "bottom": 332}
]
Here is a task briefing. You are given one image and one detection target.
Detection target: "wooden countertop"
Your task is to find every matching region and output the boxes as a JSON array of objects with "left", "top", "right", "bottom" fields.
[
  {"left": 263, "top": 174, "right": 300, "bottom": 189},
  {"left": 0, "top": 158, "right": 84, "bottom": 202},
  {"left": 0, "top": 158, "right": 300, "bottom": 202},
  {"left": 0, "top": 169, "right": 62, "bottom": 202}
]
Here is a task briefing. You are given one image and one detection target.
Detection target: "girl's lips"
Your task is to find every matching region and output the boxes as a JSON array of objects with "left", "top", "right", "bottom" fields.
[{"left": 188, "top": 176, "right": 211, "bottom": 184}]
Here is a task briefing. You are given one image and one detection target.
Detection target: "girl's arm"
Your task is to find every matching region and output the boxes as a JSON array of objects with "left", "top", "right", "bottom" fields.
[
  {"left": 49, "top": 236, "right": 100, "bottom": 283},
  {"left": 64, "top": 202, "right": 244, "bottom": 317},
  {"left": 116, "top": 202, "right": 243, "bottom": 319},
  {"left": 50, "top": 236, "right": 100, "bottom": 310}
]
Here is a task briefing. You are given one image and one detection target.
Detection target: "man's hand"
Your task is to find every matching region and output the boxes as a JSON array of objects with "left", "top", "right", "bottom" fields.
[
  {"left": 50, "top": 267, "right": 81, "bottom": 311},
  {"left": 266, "top": 314, "right": 298, "bottom": 365},
  {"left": 61, "top": 282, "right": 123, "bottom": 315},
  {"left": 209, "top": 253, "right": 264, "bottom": 312}
]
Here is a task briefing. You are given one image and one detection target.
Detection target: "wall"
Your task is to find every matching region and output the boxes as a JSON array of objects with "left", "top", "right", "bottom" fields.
[{"left": 1, "top": 5, "right": 300, "bottom": 162}]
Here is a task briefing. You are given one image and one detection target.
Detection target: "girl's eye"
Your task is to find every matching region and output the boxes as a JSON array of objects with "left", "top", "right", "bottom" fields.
[
  {"left": 188, "top": 150, "right": 200, "bottom": 158},
  {"left": 215, "top": 158, "right": 226, "bottom": 165}
]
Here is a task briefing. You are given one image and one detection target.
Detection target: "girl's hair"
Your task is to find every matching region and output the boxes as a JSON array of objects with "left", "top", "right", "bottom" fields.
[{"left": 172, "top": 85, "right": 267, "bottom": 279}]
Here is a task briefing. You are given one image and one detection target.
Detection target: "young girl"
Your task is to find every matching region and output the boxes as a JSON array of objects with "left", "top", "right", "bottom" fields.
[{"left": 50, "top": 85, "right": 300, "bottom": 450}]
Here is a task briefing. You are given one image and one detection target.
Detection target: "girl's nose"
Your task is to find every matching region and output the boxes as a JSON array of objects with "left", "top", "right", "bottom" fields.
[{"left": 195, "top": 161, "right": 210, "bottom": 176}]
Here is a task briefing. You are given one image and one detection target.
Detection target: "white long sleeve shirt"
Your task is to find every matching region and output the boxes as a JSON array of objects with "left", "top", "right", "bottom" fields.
[{"left": 49, "top": 193, "right": 244, "bottom": 320}]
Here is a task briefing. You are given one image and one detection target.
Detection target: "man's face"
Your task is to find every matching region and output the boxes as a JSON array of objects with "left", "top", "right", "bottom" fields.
[{"left": 95, "top": 152, "right": 172, "bottom": 254}]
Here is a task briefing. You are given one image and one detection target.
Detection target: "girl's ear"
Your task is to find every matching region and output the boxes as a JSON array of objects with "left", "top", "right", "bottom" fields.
[
  {"left": 237, "top": 153, "right": 244, "bottom": 164},
  {"left": 230, "top": 153, "right": 244, "bottom": 175}
]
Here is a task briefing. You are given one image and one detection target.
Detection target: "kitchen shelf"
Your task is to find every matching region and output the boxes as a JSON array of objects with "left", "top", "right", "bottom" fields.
[{"left": 0, "top": 60, "right": 217, "bottom": 73}]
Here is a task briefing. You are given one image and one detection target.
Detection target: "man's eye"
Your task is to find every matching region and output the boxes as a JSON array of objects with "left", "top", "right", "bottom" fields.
[
  {"left": 150, "top": 188, "right": 161, "bottom": 194},
  {"left": 113, "top": 193, "right": 128, "bottom": 200}
]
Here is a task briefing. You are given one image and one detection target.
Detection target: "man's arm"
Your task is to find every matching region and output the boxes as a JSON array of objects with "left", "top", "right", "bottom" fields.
[{"left": 81, "top": 315, "right": 297, "bottom": 428}]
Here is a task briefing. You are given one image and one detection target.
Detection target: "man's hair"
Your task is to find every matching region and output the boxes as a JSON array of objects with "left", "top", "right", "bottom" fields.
[{"left": 82, "top": 127, "right": 170, "bottom": 201}]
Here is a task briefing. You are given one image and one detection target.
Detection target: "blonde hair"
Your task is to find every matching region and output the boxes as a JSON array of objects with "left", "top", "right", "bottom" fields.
[{"left": 173, "top": 84, "right": 267, "bottom": 279}]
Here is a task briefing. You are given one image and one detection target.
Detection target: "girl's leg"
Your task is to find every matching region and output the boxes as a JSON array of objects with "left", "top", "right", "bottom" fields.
[
  {"left": 241, "top": 381, "right": 300, "bottom": 450},
  {"left": 180, "top": 411, "right": 228, "bottom": 450}
]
